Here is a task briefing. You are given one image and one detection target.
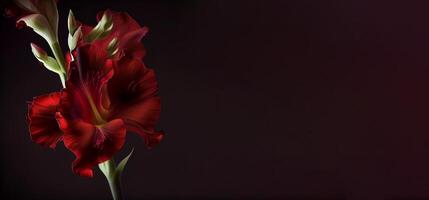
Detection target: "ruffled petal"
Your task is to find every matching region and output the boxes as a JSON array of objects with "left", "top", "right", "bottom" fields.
[
  {"left": 119, "top": 97, "right": 164, "bottom": 148},
  {"left": 109, "top": 11, "right": 147, "bottom": 59},
  {"left": 108, "top": 58, "right": 163, "bottom": 148},
  {"left": 56, "top": 113, "right": 126, "bottom": 177},
  {"left": 58, "top": 42, "right": 126, "bottom": 177},
  {"left": 83, "top": 10, "right": 147, "bottom": 60},
  {"left": 108, "top": 59, "right": 157, "bottom": 105},
  {"left": 65, "top": 44, "right": 114, "bottom": 121},
  {"left": 27, "top": 92, "right": 62, "bottom": 149}
]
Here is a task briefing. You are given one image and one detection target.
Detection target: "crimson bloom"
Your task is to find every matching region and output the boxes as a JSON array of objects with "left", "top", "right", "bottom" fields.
[{"left": 28, "top": 10, "right": 164, "bottom": 177}]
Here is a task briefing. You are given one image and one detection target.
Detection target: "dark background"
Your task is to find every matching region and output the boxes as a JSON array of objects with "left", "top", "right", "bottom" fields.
[{"left": 1, "top": 0, "right": 429, "bottom": 199}]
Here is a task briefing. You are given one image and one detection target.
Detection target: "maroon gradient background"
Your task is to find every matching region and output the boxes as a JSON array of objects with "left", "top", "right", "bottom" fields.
[{"left": 1, "top": 0, "right": 429, "bottom": 199}]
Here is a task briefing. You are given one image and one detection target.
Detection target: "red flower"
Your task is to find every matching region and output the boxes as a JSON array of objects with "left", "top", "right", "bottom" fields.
[
  {"left": 108, "top": 54, "right": 164, "bottom": 148},
  {"left": 72, "top": 10, "right": 164, "bottom": 147},
  {"left": 27, "top": 10, "right": 164, "bottom": 177},
  {"left": 27, "top": 92, "right": 63, "bottom": 149},
  {"left": 79, "top": 10, "right": 148, "bottom": 59}
]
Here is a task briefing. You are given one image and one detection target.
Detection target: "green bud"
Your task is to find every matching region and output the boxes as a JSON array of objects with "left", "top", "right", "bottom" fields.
[
  {"left": 31, "top": 43, "right": 47, "bottom": 59},
  {"left": 68, "top": 26, "right": 82, "bottom": 51},
  {"left": 68, "top": 10, "right": 77, "bottom": 35},
  {"left": 30, "top": 43, "right": 62, "bottom": 73},
  {"left": 85, "top": 11, "right": 113, "bottom": 42},
  {"left": 107, "top": 37, "right": 119, "bottom": 57},
  {"left": 18, "top": 14, "right": 57, "bottom": 45},
  {"left": 97, "top": 22, "right": 113, "bottom": 39},
  {"left": 15, "top": 0, "right": 59, "bottom": 41}
]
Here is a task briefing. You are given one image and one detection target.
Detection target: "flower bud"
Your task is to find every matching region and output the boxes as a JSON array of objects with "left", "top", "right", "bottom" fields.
[
  {"left": 85, "top": 11, "right": 113, "bottom": 42},
  {"left": 31, "top": 43, "right": 47, "bottom": 59},
  {"left": 30, "top": 43, "right": 62, "bottom": 73},
  {"left": 15, "top": 0, "right": 59, "bottom": 44},
  {"left": 18, "top": 14, "right": 57, "bottom": 45},
  {"left": 68, "top": 26, "right": 82, "bottom": 51},
  {"left": 107, "top": 37, "right": 119, "bottom": 57},
  {"left": 68, "top": 10, "right": 77, "bottom": 35}
]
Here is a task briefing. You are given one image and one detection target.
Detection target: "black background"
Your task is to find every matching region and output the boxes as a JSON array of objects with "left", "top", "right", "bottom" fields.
[{"left": 1, "top": 0, "right": 429, "bottom": 199}]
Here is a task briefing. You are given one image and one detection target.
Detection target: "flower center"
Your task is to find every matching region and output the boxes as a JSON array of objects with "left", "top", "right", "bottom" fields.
[{"left": 84, "top": 89, "right": 106, "bottom": 125}]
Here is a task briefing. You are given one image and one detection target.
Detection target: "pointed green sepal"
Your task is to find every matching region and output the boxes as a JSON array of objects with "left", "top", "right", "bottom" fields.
[
  {"left": 31, "top": 42, "right": 47, "bottom": 59},
  {"left": 15, "top": 0, "right": 58, "bottom": 42},
  {"left": 68, "top": 10, "right": 77, "bottom": 35},
  {"left": 116, "top": 148, "right": 134, "bottom": 176},
  {"left": 31, "top": 43, "right": 62, "bottom": 73},
  {"left": 98, "top": 148, "right": 134, "bottom": 179},
  {"left": 107, "top": 37, "right": 119, "bottom": 57},
  {"left": 68, "top": 26, "right": 82, "bottom": 51},
  {"left": 18, "top": 14, "right": 57, "bottom": 45},
  {"left": 85, "top": 11, "right": 113, "bottom": 42},
  {"left": 97, "top": 22, "right": 114, "bottom": 39}
]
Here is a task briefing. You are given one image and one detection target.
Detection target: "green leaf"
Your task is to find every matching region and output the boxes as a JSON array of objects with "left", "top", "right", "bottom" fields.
[
  {"left": 115, "top": 148, "right": 134, "bottom": 176},
  {"left": 18, "top": 14, "right": 56, "bottom": 45}
]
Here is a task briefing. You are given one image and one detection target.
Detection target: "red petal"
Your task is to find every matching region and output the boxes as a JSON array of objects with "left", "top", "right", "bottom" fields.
[
  {"left": 28, "top": 92, "right": 62, "bottom": 149},
  {"left": 98, "top": 10, "right": 141, "bottom": 33},
  {"left": 109, "top": 11, "right": 147, "bottom": 59},
  {"left": 108, "top": 59, "right": 157, "bottom": 105},
  {"left": 56, "top": 113, "right": 126, "bottom": 178},
  {"left": 117, "top": 27, "right": 148, "bottom": 60},
  {"left": 89, "top": 10, "right": 147, "bottom": 60},
  {"left": 65, "top": 44, "right": 114, "bottom": 121},
  {"left": 119, "top": 97, "right": 164, "bottom": 148},
  {"left": 108, "top": 58, "right": 163, "bottom": 147},
  {"left": 64, "top": 51, "right": 72, "bottom": 73},
  {"left": 60, "top": 84, "right": 94, "bottom": 122}
]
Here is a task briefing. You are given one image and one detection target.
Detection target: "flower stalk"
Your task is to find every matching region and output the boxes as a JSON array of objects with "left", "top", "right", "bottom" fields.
[
  {"left": 49, "top": 41, "right": 66, "bottom": 87},
  {"left": 100, "top": 159, "right": 123, "bottom": 200},
  {"left": 99, "top": 149, "right": 133, "bottom": 200}
]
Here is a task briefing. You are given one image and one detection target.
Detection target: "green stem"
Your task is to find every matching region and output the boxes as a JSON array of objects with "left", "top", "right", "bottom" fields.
[
  {"left": 100, "top": 159, "right": 123, "bottom": 200},
  {"left": 49, "top": 41, "right": 67, "bottom": 88},
  {"left": 59, "top": 72, "right": 66, "bottom": 88}
]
